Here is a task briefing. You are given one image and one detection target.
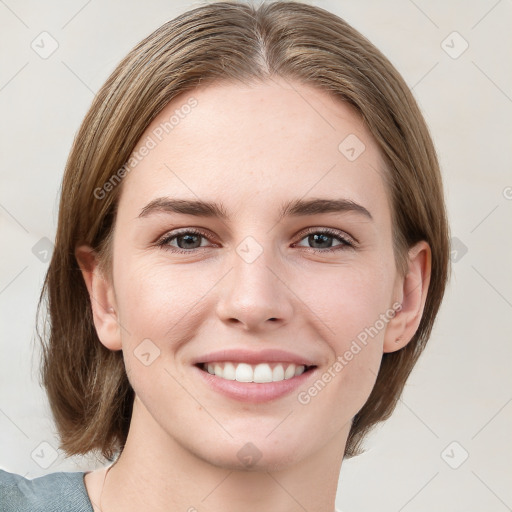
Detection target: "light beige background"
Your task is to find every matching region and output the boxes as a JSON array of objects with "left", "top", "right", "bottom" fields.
[{"left": 1, "top": 1, "right": 511, "bottom": 510}]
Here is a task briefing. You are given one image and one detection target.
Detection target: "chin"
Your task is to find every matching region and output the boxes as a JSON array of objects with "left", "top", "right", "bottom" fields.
[
  {"left": 202, "top": 447, "right": 304, "bottom": 473},
  {"left": 191, "top": 429, "right": 309, "bottom": 472}
]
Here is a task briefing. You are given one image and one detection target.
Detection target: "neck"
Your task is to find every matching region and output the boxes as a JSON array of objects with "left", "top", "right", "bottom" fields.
[{"left": 100, "top": 397, "right": 346, "bottom": 512}]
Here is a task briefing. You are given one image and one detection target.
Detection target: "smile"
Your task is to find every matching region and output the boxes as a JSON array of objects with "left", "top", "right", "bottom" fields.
[{"left": 198, "top": 361, "right": 315, "bottom": 383}]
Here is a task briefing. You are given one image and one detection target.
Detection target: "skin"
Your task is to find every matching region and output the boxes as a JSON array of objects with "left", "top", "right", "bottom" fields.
[{"left": 77, "top": 77, "right": 430, "bottom": 512}]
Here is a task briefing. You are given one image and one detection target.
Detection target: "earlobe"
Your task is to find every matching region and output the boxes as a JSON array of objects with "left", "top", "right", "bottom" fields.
[
  {"left": 383, "top": 241, "right": 431, "bottom": 353},
  {"left": 75, "top": 245, "right": 122, "bottom": 351}
]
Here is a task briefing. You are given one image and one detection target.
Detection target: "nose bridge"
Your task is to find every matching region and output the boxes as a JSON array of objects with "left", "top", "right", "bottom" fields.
[{"left": 215, "top": 234, "right": 293, "bottom": 328}]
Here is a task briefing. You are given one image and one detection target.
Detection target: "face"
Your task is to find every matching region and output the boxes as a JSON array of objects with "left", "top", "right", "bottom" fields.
[{"left": 98, "top": 78, "right": 407, "bottom": 470}]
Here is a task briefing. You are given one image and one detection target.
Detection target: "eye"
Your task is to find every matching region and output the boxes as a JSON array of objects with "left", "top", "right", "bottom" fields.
[
  {"left": 155, "top": 227, "right": 356, "bottom": 255},
  {"left": 293, "top": 228, "right": 355, "bottom": 253},
  {"left": 156, "top": 228, "right": 216, "bottom": 253}
]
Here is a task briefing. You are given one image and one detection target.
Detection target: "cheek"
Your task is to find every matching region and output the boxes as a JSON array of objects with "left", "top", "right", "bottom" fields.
[
  {"left": 293, "top": 270, "right": 391, "bottom": 422},
  {"left": 296, "top": 260, "right": 394, "bottom": 400},
  {"left": 301, "top": 261, "right": 395, "bottom": 346},
  {"left": 113, "top": 255, "right": 220, "bottom": 344}
]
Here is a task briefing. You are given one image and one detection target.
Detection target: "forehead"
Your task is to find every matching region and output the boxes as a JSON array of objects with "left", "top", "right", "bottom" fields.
[{"left": 118, "top": 78, "right": 390, "bottom": 222}]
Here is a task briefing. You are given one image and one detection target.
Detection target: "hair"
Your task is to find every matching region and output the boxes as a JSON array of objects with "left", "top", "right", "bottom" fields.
[{"left": 37, "top": 0, "right": 450, "bottom": 461}]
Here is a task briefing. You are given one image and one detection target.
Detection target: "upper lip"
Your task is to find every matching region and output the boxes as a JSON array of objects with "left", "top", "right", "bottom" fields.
[{"left": 192, "top": 349, "right": 318, "bottom": 367}]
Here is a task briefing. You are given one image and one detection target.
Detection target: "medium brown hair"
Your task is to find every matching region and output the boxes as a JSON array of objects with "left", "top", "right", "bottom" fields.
[{"left": 37, "top": 0, "right": 450, "bottom": 460}]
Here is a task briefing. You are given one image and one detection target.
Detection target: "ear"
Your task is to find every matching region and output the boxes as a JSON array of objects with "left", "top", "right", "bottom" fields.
[
  {"left": 383, "top": 241, "right": 431, "bottom": 353},
  {"left": 75, "top": 245, "right": 122, "bottom": 351}
]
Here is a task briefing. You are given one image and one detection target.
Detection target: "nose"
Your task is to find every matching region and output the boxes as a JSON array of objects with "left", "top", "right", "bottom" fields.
[{"left": 215, "top": 243, "right": 294, "bottom": 332}]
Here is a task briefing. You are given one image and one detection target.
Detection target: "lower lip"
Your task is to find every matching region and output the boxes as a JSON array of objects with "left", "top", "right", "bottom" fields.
[{"left": 193, "top": 365, "right": 318, "bottom": 403}]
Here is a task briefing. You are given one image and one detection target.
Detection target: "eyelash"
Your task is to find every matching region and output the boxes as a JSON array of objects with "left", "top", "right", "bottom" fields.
[{"left": 155, "top": 227, "right": 356, "bottom": 254}]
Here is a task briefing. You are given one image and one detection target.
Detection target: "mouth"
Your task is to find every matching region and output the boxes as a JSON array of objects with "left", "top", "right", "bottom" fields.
[
  {"left": 191, "top": 348, "right": 320, "bottom": 403},
  {"left": 195, "top": 361, "right": 317, "bottom": 383},
  {"left": 193, "top": 360, "right": 318, "bottom": 403}
]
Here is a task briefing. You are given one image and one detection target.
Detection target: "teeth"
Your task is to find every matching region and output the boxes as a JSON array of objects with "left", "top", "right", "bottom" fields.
[
  {"left": 254, "top": 363, "right": 273, "bottom": 383},
  {"left": 284, "top": 364, "right": 296, "bottom": 379},
  {"left": 222, "top": 362, "right": 236, "bottom": 380},
  {"left": 272, "top": 364, "right": 285, "bottom": 381},
  {"left": 202, "top": 362, "right": 307, "bottom": 383},
  {"left": 295, "top": 366, "right": 305, "bottom": 377},
  {"left": 236, "top": 363, "right": 253, "bottom": 382}
]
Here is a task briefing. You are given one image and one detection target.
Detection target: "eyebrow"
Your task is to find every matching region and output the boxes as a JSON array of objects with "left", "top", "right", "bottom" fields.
[{"left": 138, "top": 197, "right": 373, "bottom": 221}]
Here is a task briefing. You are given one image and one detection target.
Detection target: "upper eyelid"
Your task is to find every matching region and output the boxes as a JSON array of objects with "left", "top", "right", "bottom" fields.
[
  {"left": 156, "top": 227, "right": 214, "bottom": 245},
  {"left": 297, "top": 226, "right": 356, "bottom": 245}
]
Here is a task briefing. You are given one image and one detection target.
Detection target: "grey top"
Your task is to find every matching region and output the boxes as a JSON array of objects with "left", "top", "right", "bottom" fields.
[
  {"left": 0, "top": 468, "right": 345, "bottom": 511},
  {"left": 0, "top": 469, "right": 94, "bottom": 512}
]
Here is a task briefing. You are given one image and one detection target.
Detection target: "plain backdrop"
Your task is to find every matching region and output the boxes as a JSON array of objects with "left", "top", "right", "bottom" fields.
[{"left": 1, "top": 1, "right": 511, "bottom": 511}]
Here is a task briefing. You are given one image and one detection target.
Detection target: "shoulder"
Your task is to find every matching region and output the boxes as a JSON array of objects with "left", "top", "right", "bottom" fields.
[{"left": 0, "top": 469, "right": 94, "bottom": 512}]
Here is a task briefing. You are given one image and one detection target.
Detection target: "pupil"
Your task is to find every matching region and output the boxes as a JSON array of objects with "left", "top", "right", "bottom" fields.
[{"left": 309, "top": 233, "right": 332, "bottom": 249}]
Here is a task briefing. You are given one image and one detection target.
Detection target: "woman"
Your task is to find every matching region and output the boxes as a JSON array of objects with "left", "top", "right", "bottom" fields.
[{"left": 0, "top": 1, "right": 449, "bottom": 511}]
